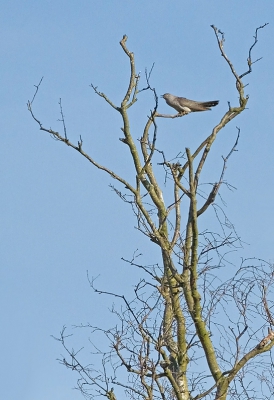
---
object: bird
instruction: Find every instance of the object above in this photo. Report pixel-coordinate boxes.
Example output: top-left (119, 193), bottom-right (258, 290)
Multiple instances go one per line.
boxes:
top-left (161, 93), bottom-right (219, 114)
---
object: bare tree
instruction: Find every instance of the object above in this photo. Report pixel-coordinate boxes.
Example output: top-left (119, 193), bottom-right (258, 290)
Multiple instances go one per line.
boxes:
top-left (28, 24), bottom-right (274, 400)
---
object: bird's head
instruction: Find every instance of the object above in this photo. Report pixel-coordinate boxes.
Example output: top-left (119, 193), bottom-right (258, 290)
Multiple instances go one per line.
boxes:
top-left (161, 93), bottom-right (171, 100)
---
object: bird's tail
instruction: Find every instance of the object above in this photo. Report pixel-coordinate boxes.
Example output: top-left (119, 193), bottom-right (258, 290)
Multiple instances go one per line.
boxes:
top-left (201, 100), bottom-right (219, 108)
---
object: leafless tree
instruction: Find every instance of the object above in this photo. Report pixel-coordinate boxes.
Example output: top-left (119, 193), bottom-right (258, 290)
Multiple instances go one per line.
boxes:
top-left (28, 24), bottom-right (274, 400)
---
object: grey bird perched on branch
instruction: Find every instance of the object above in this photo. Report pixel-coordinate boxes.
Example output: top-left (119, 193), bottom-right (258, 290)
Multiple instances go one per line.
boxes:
top-left (162, 93), bottom-right (219, 114)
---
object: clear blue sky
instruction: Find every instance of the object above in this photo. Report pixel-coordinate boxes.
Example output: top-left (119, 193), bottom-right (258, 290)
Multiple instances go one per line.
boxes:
top-left (1, 1), bottom-right (273, 399)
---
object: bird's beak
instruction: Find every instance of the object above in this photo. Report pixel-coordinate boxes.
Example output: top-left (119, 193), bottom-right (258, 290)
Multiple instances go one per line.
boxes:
top-left (160, 95), bottom-right (164, 98)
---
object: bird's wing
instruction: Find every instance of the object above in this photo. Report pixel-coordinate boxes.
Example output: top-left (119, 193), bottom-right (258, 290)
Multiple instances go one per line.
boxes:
top-left (178, 97), bottom-right (209, 111)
